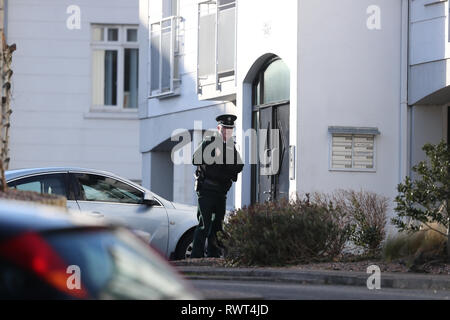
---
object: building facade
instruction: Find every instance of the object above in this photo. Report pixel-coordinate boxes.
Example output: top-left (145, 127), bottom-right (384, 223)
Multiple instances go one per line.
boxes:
top-left (7, 0), bottom-right (142, 182)
top-left (140, 0), bottom-right (449, 225)
top-left (409, 0), bottom-right (450, 171)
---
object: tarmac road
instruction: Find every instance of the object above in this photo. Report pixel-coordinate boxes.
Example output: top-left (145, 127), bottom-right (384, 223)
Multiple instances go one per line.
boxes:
top-left (189, 279), bottom-right (450, 300)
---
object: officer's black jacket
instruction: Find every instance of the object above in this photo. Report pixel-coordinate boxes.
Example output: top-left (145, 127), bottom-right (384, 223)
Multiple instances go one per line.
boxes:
top-left (192, 132), bottom-right (244, 193)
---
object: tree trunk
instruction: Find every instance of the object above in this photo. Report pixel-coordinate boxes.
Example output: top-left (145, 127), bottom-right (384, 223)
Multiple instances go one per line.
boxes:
top-left (446, 206), bottom-right (450, 261)
top-left (0, 32), bottom-right (15, 192)
top-left (447, 222), bottom-right (450, 262)
top-left (447, 233), bottom-right (450, 262)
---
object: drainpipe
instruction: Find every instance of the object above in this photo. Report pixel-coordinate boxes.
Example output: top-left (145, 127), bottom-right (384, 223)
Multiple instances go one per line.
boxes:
top-left (393, 0), bottom-right (410, 235)
top-left (399, 0), bottom-right (409, 185)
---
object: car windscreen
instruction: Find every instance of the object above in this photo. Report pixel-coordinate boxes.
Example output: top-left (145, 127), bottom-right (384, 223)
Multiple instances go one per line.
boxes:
top-left (43, 228), bottom-right (193, 299)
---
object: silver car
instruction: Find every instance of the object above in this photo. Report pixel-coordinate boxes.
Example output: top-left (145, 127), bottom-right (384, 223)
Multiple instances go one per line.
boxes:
top-left (5, 167), bottom-right (198, 260)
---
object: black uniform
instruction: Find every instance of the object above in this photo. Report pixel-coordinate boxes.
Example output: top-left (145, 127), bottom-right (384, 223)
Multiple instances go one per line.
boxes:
top-left (191, 126), bottom-right (244, 258)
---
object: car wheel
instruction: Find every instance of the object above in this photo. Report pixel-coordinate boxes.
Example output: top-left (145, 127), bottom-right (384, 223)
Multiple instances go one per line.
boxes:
top-left (185, 241), bottom-right (193, 259)
top-left (175, 231), bottom-right (225, 260)
top-left (175, 230), bottom-right (195, 260)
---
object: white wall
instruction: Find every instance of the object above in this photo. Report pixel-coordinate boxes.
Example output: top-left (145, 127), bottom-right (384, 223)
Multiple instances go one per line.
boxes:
top-left (296, 0), bottom-right (403, 206)
top-left (234, 0), bottom-right (405, 213)
top-left (173, 162), bottom-right (192, 204)
top-left (411, 105), bottom-right (446, 167)
top-left (8, 0), bottom-right (141, 181)
top-left (408, 0), bottom-right (448, 174)
top-left (410, 0), bottom-right (449, 64)
top-left (140, 0), bottom-right (411, 216)
top-left (151, 151), bottom-right (173, 200)
top-left (409, 0), bottom-right (449, 103)
top-left (235, 0), bottom-right (299, 207)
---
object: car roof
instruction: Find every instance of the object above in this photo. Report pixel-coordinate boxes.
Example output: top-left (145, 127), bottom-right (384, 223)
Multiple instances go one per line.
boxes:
top-left (0, 199), bottom-right (107, 239)
top-left (5, 167), bottom-right (119, 181)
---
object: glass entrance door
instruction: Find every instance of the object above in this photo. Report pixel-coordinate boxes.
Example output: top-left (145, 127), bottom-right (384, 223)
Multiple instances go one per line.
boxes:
top-left (251, 57), bottom-right (290, 204)
top-left (253, 103), bottom-right (289, 204)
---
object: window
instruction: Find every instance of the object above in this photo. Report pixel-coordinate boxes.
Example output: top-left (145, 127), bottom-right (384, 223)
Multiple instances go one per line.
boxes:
top-left (74, 173), bottom-right (144, 204)
top-left (253, 58), bottom-right (290, 106)
top-left (91, 25), bottom-right (139, 109)
top-left (42, 229), bottom-right (186, 299)
top-left (149, 0), bottom-right (181, 98)
top-left (8, 174), bottom-right (67, 197)
top-left (328, 127), bottom-right (380, 171)
top-left (197, 0), bottom-right (236, 94)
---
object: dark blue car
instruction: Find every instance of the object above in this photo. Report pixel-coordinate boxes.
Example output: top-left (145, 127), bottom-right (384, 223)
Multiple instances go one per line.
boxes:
top-left (0, 200), bottom-right (199, 299)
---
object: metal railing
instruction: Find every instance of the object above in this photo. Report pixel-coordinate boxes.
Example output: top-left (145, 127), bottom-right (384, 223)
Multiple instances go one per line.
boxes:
top-left (149, 15), bottom-right (182, 98)
top-left (197, 0), bottom-right (236, 95)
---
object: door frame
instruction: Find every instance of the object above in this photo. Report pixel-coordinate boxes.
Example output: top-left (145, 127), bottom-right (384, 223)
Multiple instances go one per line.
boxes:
top-left (250, 56), bottom-right (290, 204)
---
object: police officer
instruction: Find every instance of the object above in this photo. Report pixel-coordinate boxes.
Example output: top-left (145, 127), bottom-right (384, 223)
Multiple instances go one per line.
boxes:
top-left (191, 114), bottom-right (244, 258)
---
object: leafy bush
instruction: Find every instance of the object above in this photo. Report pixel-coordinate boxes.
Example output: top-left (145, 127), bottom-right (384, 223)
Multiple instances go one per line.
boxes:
top-left (393, 140), bottom-right (449, 259)
top-left (312, 190), bottom-right (388, 256)
top-left (218, 195), bottom-right (353, 266)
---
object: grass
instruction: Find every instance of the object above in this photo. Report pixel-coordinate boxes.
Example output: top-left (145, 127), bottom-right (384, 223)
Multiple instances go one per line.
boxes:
top-left (382, 225), bottom-right (447, 267)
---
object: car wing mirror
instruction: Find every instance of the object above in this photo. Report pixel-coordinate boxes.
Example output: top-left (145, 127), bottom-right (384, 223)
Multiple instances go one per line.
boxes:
top-left (142, 192), bottom-right (159, 207)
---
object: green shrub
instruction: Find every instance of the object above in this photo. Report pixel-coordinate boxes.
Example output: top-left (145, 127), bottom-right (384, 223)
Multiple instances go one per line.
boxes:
top-left (393, 140), bottom-right (449, 259)
top-left (345, 190), bottom-right (388, 256)
top-left (218, 195), bottom-right (353, 266)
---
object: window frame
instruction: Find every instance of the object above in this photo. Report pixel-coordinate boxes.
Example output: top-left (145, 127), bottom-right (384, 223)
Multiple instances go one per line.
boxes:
top-left (69, 172), bottom-right (163, 207)
top-left (196, 0), bottom-right (236, 95)
top-left (148, 0), bottom-right (182, 99)
top-left (71, 173), bottom-right (143, 204)
top-left (125, 27), bottom-right (138, 43)
top-left (90, 24), bottom-right (139, 112)
top-left (7, 172), bottom-right (74, 200)
top-left (252, 56), bottom-right (290, 109)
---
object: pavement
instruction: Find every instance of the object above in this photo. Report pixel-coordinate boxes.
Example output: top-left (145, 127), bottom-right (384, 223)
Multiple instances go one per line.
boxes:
top-left (175, 265), bottom-right (450, 291)
top-left (190, 279), bottom-right (450, 300)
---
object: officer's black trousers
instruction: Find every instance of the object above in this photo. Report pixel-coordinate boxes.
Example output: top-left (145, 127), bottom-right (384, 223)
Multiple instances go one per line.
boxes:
top-left (191, 190), bottom-right (226, 258)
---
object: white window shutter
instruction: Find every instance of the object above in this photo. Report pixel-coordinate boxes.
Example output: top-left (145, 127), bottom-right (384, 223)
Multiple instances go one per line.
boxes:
top-left (353, 135), bottom-right (375, 169)
top-left (331, 135), bottom-right (353, 169)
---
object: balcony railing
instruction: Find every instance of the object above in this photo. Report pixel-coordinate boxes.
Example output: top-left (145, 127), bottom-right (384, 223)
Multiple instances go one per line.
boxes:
top-left (197, 0), bottom-right (236, 100)
top-left (149, 15), bottom-right (182, 98)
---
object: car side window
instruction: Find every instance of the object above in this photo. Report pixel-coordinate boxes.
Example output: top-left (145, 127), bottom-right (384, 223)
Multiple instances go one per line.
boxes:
top-left (74, 173), bottom-right (144, 204)
top-left (8, 174), bottom-right (68, 197)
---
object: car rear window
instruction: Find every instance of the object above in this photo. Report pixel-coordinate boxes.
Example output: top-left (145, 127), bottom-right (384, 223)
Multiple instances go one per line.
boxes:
top-left (43, 228), bottom-right (189, 299)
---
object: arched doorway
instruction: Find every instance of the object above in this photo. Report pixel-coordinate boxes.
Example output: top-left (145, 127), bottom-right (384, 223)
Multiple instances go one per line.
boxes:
top-left (251, 57), bottom-right (290, 204)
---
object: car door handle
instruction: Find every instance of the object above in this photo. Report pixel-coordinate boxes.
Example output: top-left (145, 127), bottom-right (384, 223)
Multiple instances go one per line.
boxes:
top-left (89, 211), bottom-right (104, 218)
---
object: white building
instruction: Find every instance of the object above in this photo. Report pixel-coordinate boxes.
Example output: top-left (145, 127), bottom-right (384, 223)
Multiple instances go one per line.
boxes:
top-left (409, 0), bottom-right (449, 170)
top-left (139, 0), bottom-right (449, 222)
top-left (6, 0), bottom-right (142, 183)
